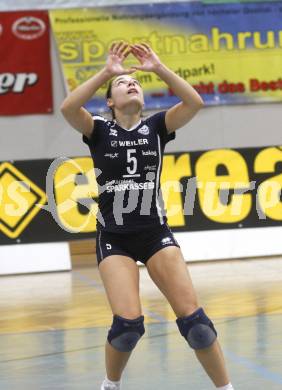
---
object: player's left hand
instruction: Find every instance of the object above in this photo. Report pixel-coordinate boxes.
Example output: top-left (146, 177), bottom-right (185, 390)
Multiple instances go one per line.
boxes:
top-left (130, 43), bottom-right (162, 72)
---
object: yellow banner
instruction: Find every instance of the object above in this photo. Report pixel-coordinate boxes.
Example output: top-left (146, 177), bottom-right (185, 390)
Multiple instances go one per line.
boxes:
top-left (50, 2), bottom-right (282, 113)
top-left (1, 146), bottom-right (282, 244)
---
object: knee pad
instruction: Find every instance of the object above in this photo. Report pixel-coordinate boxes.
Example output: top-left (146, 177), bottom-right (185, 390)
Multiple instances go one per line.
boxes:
top-left (176, 307), bottom-right (217, 350)
top-left (107, 314), bottom-right (145, 352)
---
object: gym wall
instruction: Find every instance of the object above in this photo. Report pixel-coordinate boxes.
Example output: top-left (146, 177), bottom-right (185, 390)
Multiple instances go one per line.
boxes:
top-left (0, 0), bottom-right (281, 272)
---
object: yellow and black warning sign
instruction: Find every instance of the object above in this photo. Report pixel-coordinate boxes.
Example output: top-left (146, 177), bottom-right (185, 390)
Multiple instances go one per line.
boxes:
top-left (0, 145), bottom-right (281, 245)
top-left (0, 162), bottom-right (46, 239)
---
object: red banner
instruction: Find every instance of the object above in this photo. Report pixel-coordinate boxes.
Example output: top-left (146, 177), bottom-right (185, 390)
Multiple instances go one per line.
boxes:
top-left (0, 11), bottom-right (53, 115)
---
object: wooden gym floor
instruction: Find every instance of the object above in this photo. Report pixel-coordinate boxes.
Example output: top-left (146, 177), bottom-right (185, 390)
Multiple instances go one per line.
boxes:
top-left (0, 253), bottom-right (282, 389)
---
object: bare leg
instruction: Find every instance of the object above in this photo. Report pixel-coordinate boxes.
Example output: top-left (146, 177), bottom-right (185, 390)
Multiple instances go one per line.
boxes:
top-left (195, 341), bottom-right (229, 387)
top-left (105, 341), bottom-right (132, 381)
top-left (99, 255), bottom-right (142, 382)
top-left (146, 246), bottom-right (230, 388)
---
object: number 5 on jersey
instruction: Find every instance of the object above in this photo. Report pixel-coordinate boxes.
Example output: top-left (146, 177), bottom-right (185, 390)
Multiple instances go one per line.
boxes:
top-left (127, 149), bottom-right (137, 175)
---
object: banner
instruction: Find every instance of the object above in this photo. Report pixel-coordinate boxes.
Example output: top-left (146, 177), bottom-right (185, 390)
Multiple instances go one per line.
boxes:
top-left (50, 2), bottom-right (282, 113)
top-left (0, 11), bottom-right (53, 115)
top-left (0, 145), bottom-right (281, 245)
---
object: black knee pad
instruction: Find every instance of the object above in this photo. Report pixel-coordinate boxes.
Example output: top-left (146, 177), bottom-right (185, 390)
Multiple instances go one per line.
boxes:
top-left (176, 307), bottom-right (217, 350)
top-left (107, 315), bottom-right (145, 352)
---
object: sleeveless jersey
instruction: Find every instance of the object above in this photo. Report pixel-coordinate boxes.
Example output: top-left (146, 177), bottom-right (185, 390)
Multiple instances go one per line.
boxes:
top-left (82, 111), bottom-right (176, 233)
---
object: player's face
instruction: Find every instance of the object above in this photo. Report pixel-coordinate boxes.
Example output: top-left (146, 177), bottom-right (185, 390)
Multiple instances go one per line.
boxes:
top-left (108, 75), bottom-right (144, 112)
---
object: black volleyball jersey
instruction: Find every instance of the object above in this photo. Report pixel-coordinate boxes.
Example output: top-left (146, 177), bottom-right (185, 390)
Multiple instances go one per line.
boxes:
top-left (82, 111), bottom-right (176, 233)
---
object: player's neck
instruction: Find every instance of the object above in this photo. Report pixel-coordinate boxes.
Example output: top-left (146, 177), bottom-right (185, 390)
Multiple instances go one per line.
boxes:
top-left (114, 111), bottom-right (141, 130)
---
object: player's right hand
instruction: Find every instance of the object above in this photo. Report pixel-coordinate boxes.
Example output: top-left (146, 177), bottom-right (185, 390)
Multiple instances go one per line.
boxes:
top-left (105, 42), bottom-right (135, 76)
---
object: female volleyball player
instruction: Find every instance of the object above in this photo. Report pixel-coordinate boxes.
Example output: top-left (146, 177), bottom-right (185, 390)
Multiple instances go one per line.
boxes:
top-left (61, 42), bottom-right (234, 390)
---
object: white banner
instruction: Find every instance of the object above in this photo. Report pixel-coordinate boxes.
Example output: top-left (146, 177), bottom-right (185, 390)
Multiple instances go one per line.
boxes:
top-left (0, 242), bottom-right (71, 275)
top-left (175, 227), bottom-right (282, 262)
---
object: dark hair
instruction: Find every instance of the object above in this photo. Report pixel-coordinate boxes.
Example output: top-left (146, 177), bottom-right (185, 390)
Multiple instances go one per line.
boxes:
top-left (106, 79), bottom-right (115, 119)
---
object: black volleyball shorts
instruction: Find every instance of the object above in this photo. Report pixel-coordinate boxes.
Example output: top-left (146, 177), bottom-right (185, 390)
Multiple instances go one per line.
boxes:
top-left (96, 223), bottom-right (180, 266)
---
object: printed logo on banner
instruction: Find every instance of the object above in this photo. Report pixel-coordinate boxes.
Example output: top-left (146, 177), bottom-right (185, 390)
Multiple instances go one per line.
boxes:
top-left (0, 73), bottom-right (38, 94)
top-left (0, 11), bottom-right (52, 115)
top-left (0, 162), bottom-right (47, 239)
top-left (12, 17), bottom-right (46, 40)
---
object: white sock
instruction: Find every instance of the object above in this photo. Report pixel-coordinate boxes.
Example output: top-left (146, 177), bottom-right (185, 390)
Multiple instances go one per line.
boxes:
top-left (217, 384), bottom-right (234, 390)
top-left (103, 376), bottom-right (121, 387)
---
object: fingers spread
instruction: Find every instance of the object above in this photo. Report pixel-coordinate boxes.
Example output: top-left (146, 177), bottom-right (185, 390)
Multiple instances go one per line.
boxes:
top-left (140, 42), bottom-right (151, 51)
top-left (123, 49), bottom-right (132, 59)
top-left (117, 42), bottom-right (129, 57)
top-left (110, 41), bottom-right (125, 55)
top-left (109, 42), bottom-right (117, 54)
top-left (110, 42), bottom-right (120, 54)
top-left (111, 41), bottom-right (151, 57)
top-left (130, 48), bottom-right (146, 63)
top-left (131, 44), bottom-right (147, 56)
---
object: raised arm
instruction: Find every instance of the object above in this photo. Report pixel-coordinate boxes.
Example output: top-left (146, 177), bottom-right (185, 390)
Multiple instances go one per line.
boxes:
top-left (131, 43), bottom-right (204, 133)
top-left (60, 42), bottom-right (134, 137)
